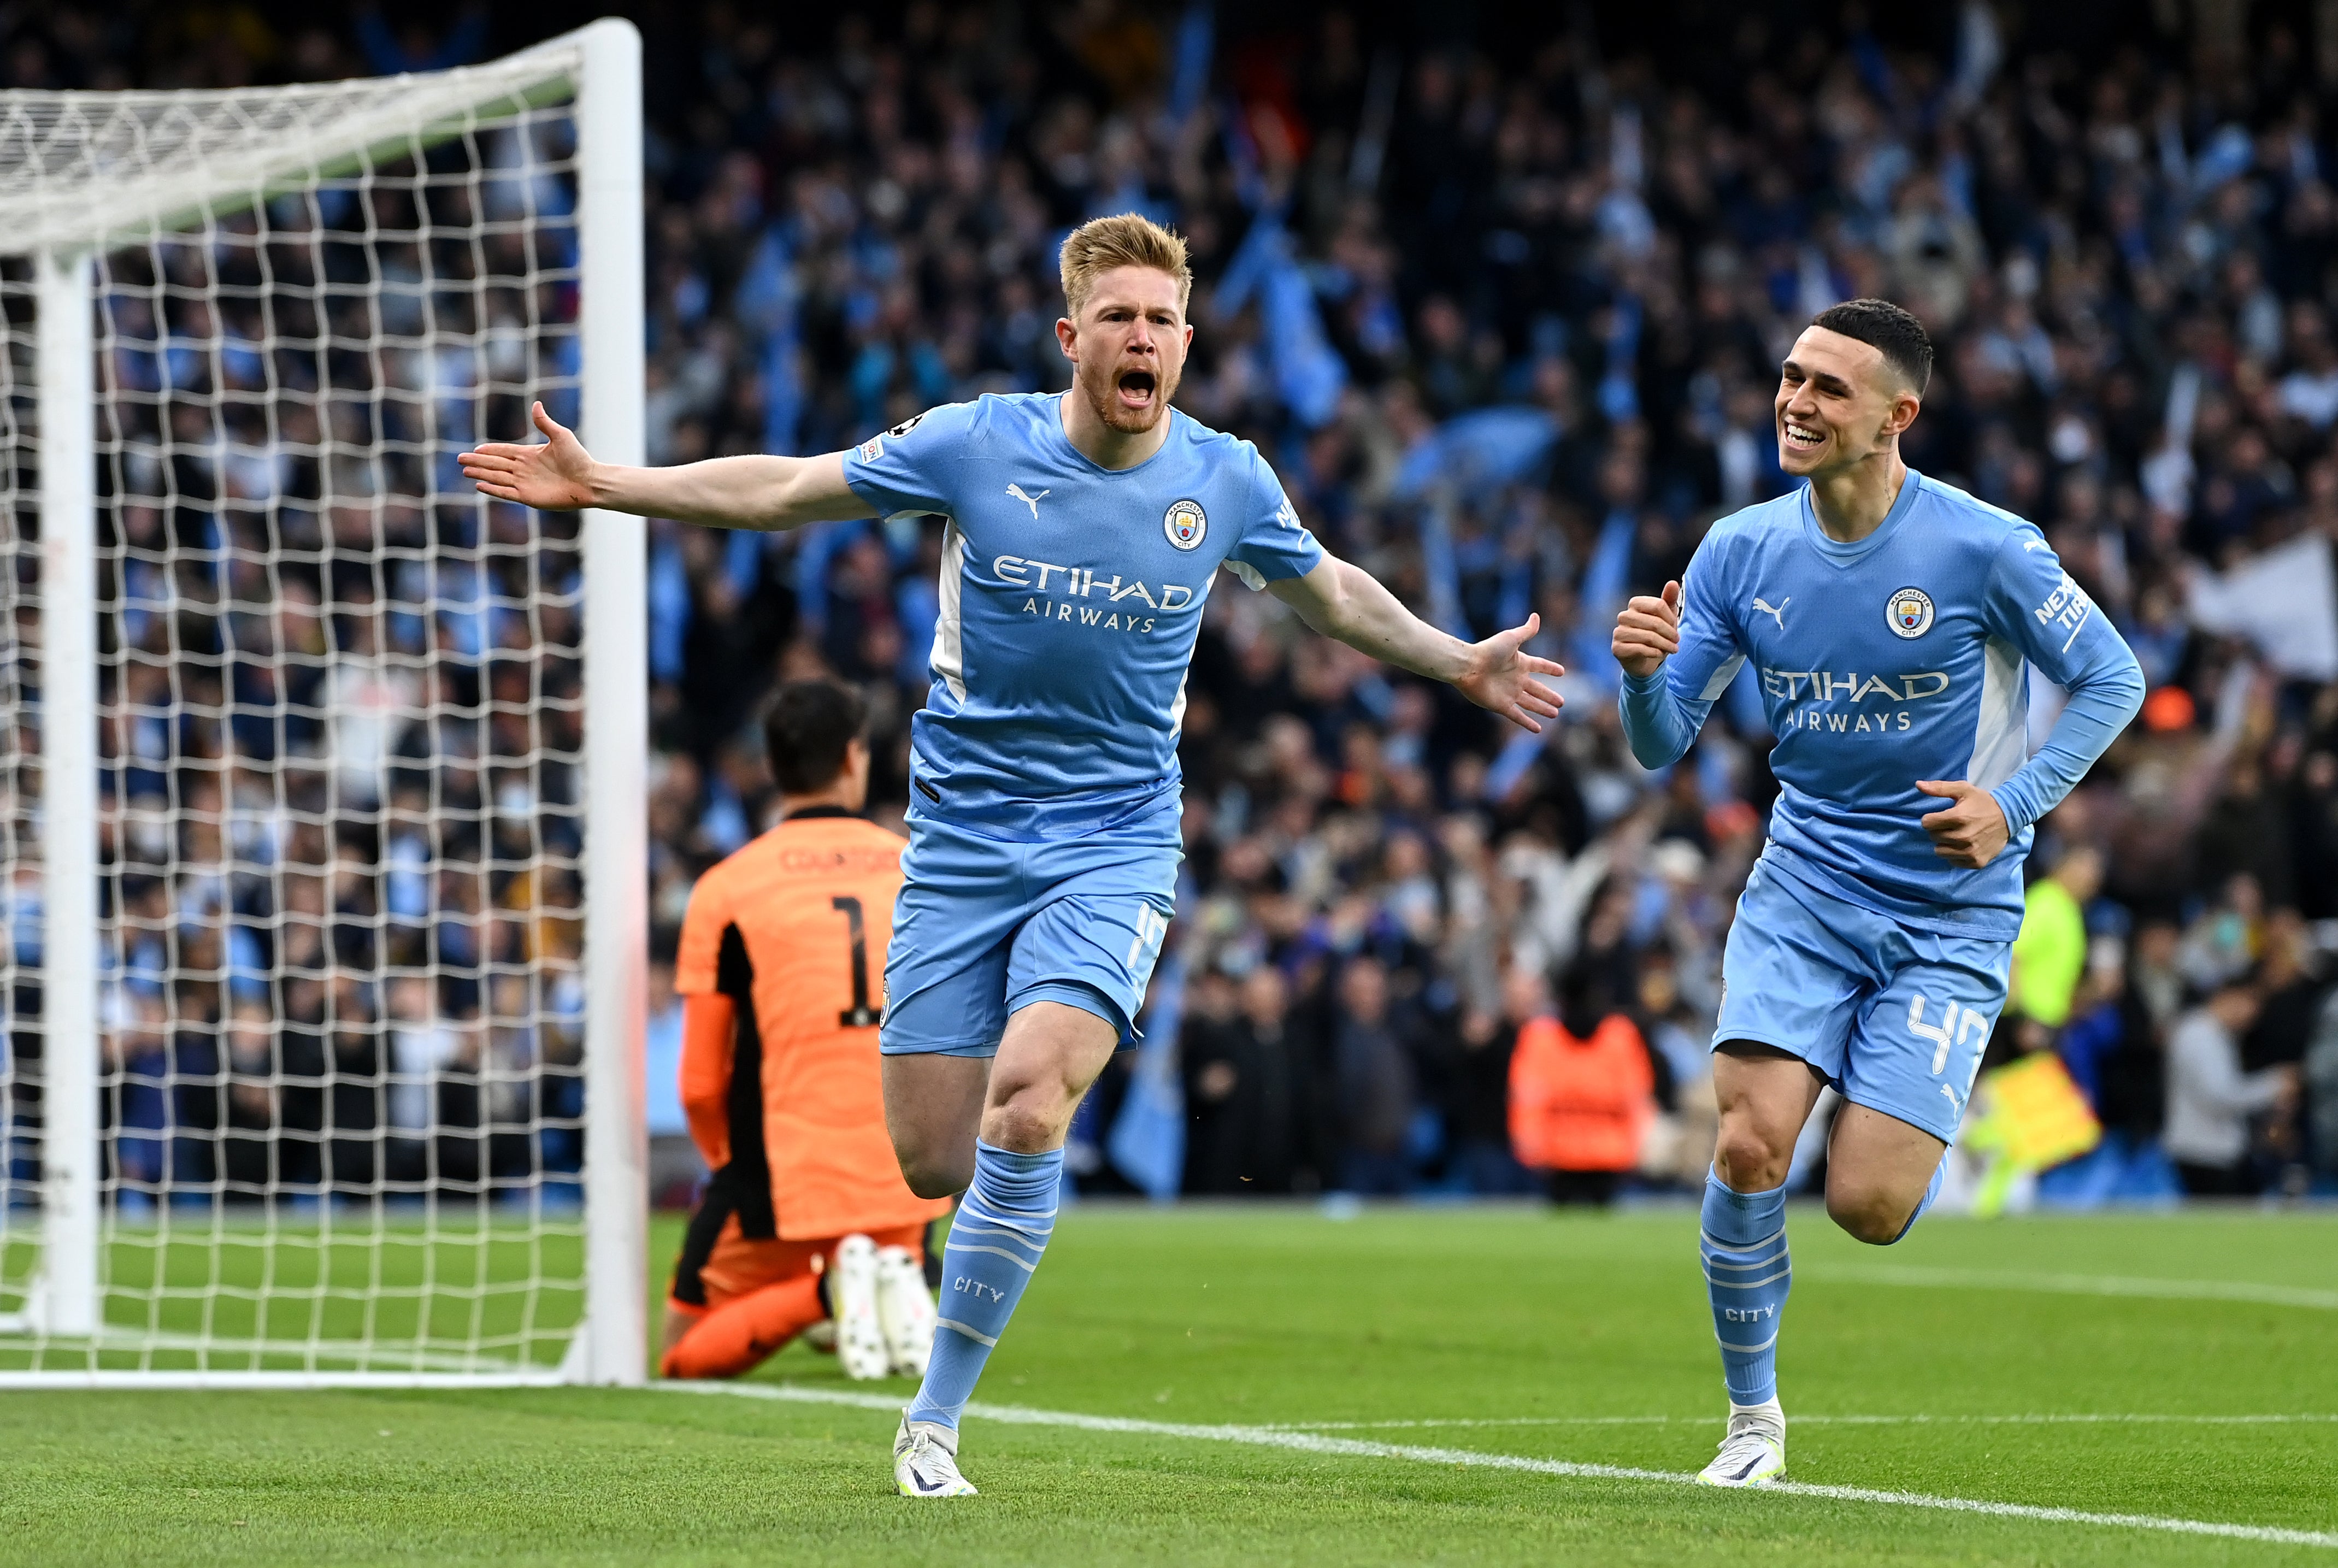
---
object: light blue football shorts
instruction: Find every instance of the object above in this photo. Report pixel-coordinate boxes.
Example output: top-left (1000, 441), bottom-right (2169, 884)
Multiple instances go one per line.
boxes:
top-left (879, 800), bottom-right (1181, 1057)
top-left (1713, 851), bottom-right (2011, 1145)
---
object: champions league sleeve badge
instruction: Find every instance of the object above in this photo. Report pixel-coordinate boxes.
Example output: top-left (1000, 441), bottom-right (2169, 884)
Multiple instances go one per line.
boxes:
top-left (1163, 498), bottom-right (1208, 551)
top-left (1886, 586), bottom-right (1936, 638)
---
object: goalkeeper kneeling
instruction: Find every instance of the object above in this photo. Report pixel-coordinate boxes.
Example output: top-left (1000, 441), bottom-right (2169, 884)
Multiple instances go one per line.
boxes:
top-left (661, 680), bottom-right (953, 1381)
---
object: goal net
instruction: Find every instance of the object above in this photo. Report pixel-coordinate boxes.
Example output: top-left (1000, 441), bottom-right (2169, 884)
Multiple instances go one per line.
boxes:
top-left (0, 21), bottom-right (647, 1386)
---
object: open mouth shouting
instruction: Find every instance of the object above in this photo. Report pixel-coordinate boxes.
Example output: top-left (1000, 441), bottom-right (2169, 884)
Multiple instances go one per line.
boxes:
top-left (1115, 366), bottom-right (1159, 415)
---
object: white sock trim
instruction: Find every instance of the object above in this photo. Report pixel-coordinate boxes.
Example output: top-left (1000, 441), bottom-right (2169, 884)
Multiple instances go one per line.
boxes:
top-left (935, 1317), bottom-right (999, 1348)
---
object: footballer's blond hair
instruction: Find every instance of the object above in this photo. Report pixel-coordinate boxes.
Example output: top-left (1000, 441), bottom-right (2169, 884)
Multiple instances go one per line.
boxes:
top-left (1059, 213), bottom-right (1192, 321)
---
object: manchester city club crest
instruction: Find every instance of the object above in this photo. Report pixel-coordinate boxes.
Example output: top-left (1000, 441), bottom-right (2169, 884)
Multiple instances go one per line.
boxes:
top-left (1163, 497), bottom-right (1208, 551)
top-left (1886, 586), bottom-right (1936, 638)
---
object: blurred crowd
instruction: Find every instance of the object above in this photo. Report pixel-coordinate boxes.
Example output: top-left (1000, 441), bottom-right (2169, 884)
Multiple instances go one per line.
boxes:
top-left (7, 3), bottom-right (2338, 1206)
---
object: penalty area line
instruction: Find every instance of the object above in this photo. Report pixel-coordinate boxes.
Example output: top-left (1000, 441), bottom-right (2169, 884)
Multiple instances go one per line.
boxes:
top-left (659, 1382), bottom-right (2338, 1549)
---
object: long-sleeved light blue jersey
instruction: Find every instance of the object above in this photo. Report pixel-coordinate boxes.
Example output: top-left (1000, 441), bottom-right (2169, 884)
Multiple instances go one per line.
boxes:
top-left (1619, 471), bottom-right (2145, 940)
top-left (845, 392), bottom-right (1323, 840)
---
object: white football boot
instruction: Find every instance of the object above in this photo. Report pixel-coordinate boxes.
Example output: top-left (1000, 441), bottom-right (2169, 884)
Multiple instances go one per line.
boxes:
top-left (894, 1416), bottom-right (978, 1497)
top-left (1696, 1399), bottom-right (1786, 1487)
top-left (831, 1234), bottom-right (890, 1380)
top-left (874, 1244), bottom-right (938, 1378)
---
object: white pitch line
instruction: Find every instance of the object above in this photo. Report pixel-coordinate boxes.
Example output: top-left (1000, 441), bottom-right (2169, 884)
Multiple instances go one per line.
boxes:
top-left (1813, 1265), bottom-right (2338, 1311)
top-left (1802, 1413), bottom-right (2338, 1427)
top-left (1259, 1412), bottom-right (2338, 1431)
top-left (664, 1383), bottom-right (2338, 1549)
top-left (1259, 1415), bottom-right (1681, 1430)
top-left (1290, 1413), bottom-right (2338, 1430)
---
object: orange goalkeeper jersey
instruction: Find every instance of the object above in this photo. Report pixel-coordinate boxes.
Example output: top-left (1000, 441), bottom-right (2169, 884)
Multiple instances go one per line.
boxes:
top-left (673, 807), bottom-right (949, 1241)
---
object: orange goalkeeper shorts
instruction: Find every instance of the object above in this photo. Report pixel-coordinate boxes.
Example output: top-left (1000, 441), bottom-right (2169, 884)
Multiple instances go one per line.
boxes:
top-left (670, 1214), bottom-right (928, 1312)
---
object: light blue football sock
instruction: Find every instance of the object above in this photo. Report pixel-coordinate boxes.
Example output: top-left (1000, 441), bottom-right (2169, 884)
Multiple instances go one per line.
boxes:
top-left (905, 1140), bottom-right (1061, 1431)
top-left (1888, 1153), bottom-right (1949, 1244)
top-left (1701, 1168), bottom-right (1790, 1407)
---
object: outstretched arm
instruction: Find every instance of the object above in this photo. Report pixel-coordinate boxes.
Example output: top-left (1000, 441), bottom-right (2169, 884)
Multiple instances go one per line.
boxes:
top-left (458, 402), bottom-right (875, 531)
top-left (1267, 554), bottom-right (1564, 732)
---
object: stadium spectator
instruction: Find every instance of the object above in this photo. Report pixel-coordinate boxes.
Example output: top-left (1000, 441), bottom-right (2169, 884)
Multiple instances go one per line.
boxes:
top-left (2038, 934), bottom-right (2181, 1204)
top-left (2164, 977), bottom-right (2295, 1196)
top-left (1329, 957), bottom-right (1422, 1196)
top-left (1180, 964), bottom-right (1302, 1195)
top-left (2010, 844), bottom-right (2102, 1032)
top-left (2244, 911), bottom-right (2328, 1190)
top-left (1507, 962), bottom-right (1656, 1206)
top-left (2308, 987), bottom-right (2338, 1181)
top-left (1440, 964), bottom-right (1541, 1196)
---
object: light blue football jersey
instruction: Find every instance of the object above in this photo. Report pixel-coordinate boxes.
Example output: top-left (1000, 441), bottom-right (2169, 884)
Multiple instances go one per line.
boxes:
top-left (844, 392), bottom-right (1323, 839)
top-left (1621, 471), bottom-right (2144, 940)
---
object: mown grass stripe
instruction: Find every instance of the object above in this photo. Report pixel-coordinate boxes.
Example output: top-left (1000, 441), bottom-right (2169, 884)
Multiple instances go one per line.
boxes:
top-left (1812, 1265), bottom-right (2338, 1310)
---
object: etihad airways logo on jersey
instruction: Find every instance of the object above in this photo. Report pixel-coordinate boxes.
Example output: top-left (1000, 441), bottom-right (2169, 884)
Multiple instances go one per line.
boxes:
top-left (988, 553), bottom-right (1196, 633)
top-left (1760, 669), bottom-right (1950, 703)
top-left (1763, 667), bottom-right (1952, 739)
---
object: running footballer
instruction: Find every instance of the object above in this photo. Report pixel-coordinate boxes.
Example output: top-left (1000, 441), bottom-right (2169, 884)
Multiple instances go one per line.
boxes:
top-left (1612, 298), bottom-right (2145, 1486)
top-left (462, 213), bottom-right (1564, 1497)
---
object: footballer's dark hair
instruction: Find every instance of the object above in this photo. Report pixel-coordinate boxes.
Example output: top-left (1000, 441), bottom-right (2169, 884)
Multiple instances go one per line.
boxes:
top-left (1811, 297), bottom-right (1933, 394)
top-left (761, 678), bottom-right (868, 796)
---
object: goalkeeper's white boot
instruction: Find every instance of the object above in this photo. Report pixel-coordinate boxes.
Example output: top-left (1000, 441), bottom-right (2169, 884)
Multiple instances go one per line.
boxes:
top-left (894, 1416), bottom-right (978, 1497)
top-left (831, 1234), bottom-right (890, 1381)
top-left (874, 1243), bottom-right (938, 1378)
top-left (1697, 1399), bottom-right (1786, 1487)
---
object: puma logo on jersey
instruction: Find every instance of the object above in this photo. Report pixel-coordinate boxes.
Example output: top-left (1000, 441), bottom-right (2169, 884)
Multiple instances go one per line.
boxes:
top-left (1752, 596), bottom-right (1789, 630)
top-left (1006, 484), bottom-right (1050, 518)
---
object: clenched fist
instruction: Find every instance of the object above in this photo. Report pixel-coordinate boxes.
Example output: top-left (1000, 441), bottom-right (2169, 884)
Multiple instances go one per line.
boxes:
top-left (1612, 580), bottom-right (1682, 679)
top-left (1916, 779), bottom-right (2010, 868)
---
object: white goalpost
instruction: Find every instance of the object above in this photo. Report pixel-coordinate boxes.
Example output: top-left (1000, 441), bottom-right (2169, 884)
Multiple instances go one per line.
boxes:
top-left (0, 20), bottom-right (646, 1386)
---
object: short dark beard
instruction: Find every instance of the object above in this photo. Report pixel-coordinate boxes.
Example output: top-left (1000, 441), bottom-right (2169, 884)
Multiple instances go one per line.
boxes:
top-left (1081, 358), bottom-right (1180, 434)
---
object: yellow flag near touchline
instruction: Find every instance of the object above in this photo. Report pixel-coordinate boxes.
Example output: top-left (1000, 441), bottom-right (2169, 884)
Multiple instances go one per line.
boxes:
top-left (1963, 1053), bottom-right (2103, 1218)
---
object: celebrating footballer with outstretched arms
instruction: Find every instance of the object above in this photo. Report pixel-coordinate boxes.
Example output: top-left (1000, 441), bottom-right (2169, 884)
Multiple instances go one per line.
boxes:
top-left (1610, 298), bottom-right (2145, 1489)
top-left (463, 214), bottom-right (1561, 1498)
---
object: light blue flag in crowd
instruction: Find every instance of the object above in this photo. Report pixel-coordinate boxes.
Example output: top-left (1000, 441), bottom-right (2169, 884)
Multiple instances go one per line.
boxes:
top-left (1415, 501), bottom-right (1468, 638)
top-left (737, 225), bottom-right (803, 459)
top-left (1164, 4), bottom-right (1214, 131)
top-left (1481, 724), bottom-right (1549, 804)
top-left (790, 519), bottom-right (862, 640)
top-left (1107, 952), bottom-right (1187, 1200)
top-left (1597, 293), bottom-right (1641, 423)
top-left (1216, 213), bottom-right (1347, 429)
top-left (646, 533), bottom-right (690, 684)
top-left (1391, 405), bottom-right (1558, 503)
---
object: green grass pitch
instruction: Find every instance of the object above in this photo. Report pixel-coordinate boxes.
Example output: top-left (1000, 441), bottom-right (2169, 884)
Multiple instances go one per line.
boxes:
top-left (4, 1205), bottom-right (2336, 1565)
